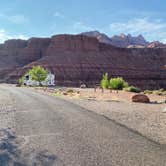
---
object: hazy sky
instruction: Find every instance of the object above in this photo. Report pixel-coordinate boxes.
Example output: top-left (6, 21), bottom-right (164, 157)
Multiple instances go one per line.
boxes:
top-left (0, 0), bottom-right (166, 43)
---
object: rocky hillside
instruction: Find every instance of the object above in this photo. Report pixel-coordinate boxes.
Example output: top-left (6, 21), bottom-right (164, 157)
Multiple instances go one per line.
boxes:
top-left (0, 34), bottom-right (166, 89)
top-left (81, 31), bottom-right (149, 47)
top-left (147, 41), bottom-right (166, 48)
top-left (81, 31), bottom-right (166, 48)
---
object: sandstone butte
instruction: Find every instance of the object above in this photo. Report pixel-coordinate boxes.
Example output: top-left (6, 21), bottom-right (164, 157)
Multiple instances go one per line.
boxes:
top-left (0, 34), bottom-right (166, 89)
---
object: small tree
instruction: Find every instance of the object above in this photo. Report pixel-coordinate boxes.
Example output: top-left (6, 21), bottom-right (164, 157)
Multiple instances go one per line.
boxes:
top-left (28, 66), bottom-right (48, 86)
top-left (101, 73), bottom-right (109, 89)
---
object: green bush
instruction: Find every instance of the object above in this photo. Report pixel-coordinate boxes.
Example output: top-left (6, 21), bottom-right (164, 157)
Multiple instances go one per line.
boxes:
top-left (144, 90), bottom-right (153, 94)
top-left (123, 86), bottom-right (141, 93)
top-left (66, 89), bottom-right (74, 93)
top-left (18, 75), bottom-right (25, 86)
top-left (109, 77), bottom-right (128, 90)
top-left (101, 73), bottom-right (109, 89)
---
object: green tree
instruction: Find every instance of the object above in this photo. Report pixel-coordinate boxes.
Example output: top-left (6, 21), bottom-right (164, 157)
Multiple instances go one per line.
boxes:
top-left (101, 73), bottom-right (109, 89)
top-left (28, 66), bottom-right (48, 86)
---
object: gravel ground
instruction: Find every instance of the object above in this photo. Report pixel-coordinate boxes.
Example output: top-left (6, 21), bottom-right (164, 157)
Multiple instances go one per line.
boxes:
top-left (36, 87), bottom-right (166, 145)
top-left (63, 98), bottom-right (166, 145)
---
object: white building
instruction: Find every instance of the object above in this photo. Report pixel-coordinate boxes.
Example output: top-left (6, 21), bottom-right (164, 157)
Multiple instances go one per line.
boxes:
top-left (23, 72), bottom-right (55, 86)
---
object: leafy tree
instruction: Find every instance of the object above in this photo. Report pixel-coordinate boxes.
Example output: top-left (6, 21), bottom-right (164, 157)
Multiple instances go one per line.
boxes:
top-left (109, 77), bottom-right (128, 90)
top-left (101, 73), bottom-right (109, 89)
top-left (28, 66), bottom-right (48, 86)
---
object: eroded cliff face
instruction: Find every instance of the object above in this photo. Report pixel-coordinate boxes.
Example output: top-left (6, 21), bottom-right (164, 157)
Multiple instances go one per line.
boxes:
top-left (81, 31), bottom-right (150, 48)
top-left (1, 34), bottom-right (166, 89)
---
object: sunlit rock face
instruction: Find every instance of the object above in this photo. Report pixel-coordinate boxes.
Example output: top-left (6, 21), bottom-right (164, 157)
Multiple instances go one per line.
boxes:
top-left (81, 31), bottom-right (149, 48)
top-left (1, 34), bottom-right (166, 89)
top-left (47, 34), bottom-right (99, 53)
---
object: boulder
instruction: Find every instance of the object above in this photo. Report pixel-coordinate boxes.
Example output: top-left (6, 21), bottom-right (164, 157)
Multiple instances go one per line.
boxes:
top-left (132, 94), bottom-right (150, 103)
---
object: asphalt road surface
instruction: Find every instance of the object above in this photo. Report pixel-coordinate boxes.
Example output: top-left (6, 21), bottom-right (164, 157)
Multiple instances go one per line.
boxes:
top-left (0, 84), bottom-right (166, 166)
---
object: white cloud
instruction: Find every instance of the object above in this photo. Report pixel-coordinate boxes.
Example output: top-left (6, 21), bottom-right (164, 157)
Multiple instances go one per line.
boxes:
top-left (0, 13), bottom-right (28, 24)
top-left (8, 15), bottom-right (28, 24)
top-left (73, 22), bottom-right (94, 32)
top-left (0, 29), bottom-right (28, 43)
top-left (109, 18), bottom-right (166, 42)
top-left (14, 34), bottom-right (28, 40)
top-left (53, 12), bottom-right (64, 18)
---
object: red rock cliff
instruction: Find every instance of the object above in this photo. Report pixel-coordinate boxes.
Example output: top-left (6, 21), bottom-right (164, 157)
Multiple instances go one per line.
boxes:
top-left (1, 34), bottom-right (166, 90)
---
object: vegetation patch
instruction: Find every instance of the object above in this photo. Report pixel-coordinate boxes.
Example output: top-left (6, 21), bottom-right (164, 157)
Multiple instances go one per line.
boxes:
top-left (123, 86), bottom-right (141, 93)
top-left (100, 73), bottom-right (138, 91)
top-left (101, 73), bottom-right (109, 89)
top-left (18, 66), bottom-right (49, 86)
top-left (109, 77), bottom-right (128, 90)
top-left (144, 90), bottom-right (153, 94)
top-left (144, 89), bottom-right (166, 96)
top-left (66, 89), bottom-right (75, 93)
top-left (28, 66), bottom-right (48, 86)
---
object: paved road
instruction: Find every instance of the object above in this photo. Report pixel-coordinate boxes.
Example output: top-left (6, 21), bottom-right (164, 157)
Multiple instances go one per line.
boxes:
top-left (0, 85), bottom-right (166, 166)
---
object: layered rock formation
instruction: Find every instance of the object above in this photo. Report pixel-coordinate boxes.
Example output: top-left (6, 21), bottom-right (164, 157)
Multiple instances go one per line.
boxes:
top-left (147, 41), bottom-right (166, 48)
top-left (81, 31), bottom-right (149, 48)
top-left (1, 34), bottom-right (166, 89)
top-left (81, 31), bottom-right (166, 48)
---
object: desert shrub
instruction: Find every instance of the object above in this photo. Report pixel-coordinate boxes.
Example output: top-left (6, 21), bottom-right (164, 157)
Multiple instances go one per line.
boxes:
top-left (153, 90), bottom-right (163, 96)
top-left (162, 91), bottom-right (166, 95)
top-left (109, 77), bottom-right (128, 90)
top-left (144, 90), bottom-right (153, 94)
top-left (123, 86), bottom-right (141, 93)
top-left (66, 89), bottom-right (74, 93)
top-left (144, 89), bottom-right (166, 96)
top-left (158, 88), bottom-right (164, 92)
top-left (18, 75), bottom-right (25, 86)
top-left (101, 73), bottom-right (109, 89)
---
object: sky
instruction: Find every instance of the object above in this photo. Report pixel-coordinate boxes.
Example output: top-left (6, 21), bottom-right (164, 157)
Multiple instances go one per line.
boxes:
top-left (0, 0), bottom-right (166, 43)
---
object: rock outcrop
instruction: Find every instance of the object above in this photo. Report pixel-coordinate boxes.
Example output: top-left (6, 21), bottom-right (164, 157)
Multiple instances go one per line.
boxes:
top-left (110, 34), bottom-right (149, 48)
top-left (0, 34), bottom-right (166, 89)
top-left (147, 41), bottom-right (166, 48)
top-left (81, 31), bottom-right (149, 48)
top-left (47, 35), bottom-right (99, 52)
